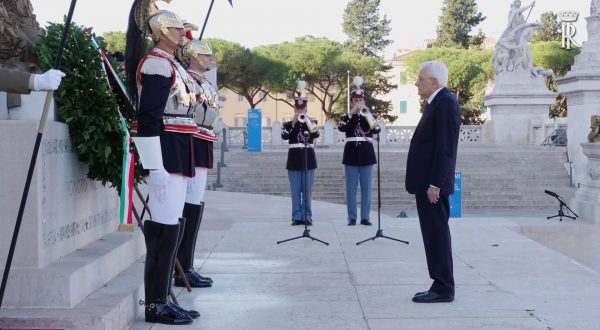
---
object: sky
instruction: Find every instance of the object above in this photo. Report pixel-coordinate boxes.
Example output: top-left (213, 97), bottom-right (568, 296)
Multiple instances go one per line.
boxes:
top-left (29, 0), bottom-right (590, 58)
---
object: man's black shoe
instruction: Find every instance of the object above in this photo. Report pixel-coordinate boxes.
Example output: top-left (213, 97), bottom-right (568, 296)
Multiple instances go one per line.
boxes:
top-left (306, 220), bottom-right (313, 226)
top-left (291, 220), bottom-right (303, 226)
top-left (174, 271), bottom-right (212, 288)
top-left (347, 219), bottom-right (356, 226)
top-left (413, 291), bottom-right (428, 297)
top-left (360, 219), bottom-right (372, 226)
top-left (411, 291), bottom-right (454, 303)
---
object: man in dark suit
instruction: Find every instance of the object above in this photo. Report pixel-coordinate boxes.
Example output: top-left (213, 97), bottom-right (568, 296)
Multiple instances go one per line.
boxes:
top-left (406, 61), bottom-right (460, 303)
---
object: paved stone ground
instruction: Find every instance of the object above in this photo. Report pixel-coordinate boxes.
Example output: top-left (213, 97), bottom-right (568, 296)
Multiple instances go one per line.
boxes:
top-left (131, 191), bottom-right (600, 330)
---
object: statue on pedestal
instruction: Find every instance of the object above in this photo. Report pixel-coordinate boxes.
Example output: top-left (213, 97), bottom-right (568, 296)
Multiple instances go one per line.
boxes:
top-left (592, 0), bottom-right (600, 17)
top-left (0, 0), bottom-right (42, 71)
top-left (588, 115), bottom-right (600, 142)
top-left (492, 0), bottom-right (551, 77)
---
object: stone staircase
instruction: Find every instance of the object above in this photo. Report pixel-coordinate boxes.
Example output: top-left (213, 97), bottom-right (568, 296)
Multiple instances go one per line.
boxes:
top-left (207, 146), bottom-right (575, 209)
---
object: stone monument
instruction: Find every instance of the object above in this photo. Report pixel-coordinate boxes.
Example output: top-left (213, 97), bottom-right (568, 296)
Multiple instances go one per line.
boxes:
top-left (569, 116), bottom-right (600, 224)
top-left (0, 2), bottom-right (145, 328)
top-left (483, 0), bottom-right (557, 145)
top-left (557, 2), bottom-right (600, 188)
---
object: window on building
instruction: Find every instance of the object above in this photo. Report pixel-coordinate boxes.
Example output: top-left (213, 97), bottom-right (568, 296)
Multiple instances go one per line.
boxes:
top-left (262, 116), bottom-right (271, 127)
top-left (399, 71), bottom-right (407, 85)
top-left (399, 100), bottom-right (408, 114)
top-left (260, 91), bottom-right (268, 103)
top-left (237, 94), bottom-right (244, 102)
top-left (235, 115), bottom-right (247, 127)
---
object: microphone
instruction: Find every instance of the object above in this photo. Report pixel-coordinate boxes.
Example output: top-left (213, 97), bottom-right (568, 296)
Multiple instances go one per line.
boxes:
top-left (544, 190), bottom-right (558, 198)
top-left (303, 131), bottom-right (309, 137)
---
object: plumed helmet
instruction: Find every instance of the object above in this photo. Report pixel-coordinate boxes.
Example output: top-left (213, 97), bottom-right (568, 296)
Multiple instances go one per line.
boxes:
top-left (148, 10), bottom-right (185, 45)
top-left (182, 20), bottom-right (198, 43)
top-left (294, 80), bottom-right (307, 110)
top-left (179, 40), bottom-right (213, 70)
top-left (350, 75), bottom-right (365, 99)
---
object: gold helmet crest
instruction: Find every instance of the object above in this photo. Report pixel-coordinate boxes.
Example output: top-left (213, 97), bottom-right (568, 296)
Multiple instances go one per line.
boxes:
top-left (133, 0), bottom-right (184, 45)
top-left (148, 10), bottom-right (185, 45)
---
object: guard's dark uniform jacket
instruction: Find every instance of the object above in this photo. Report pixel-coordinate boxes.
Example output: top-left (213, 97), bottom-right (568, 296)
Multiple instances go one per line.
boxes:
top-left (338, 112), bottom-right (377, 166)
top-left (282, 120), bottom-right (319, 171)
top-left (189, 70), bottom-right (218, 169)
top-left (135, 48), bottom-right (197, 177)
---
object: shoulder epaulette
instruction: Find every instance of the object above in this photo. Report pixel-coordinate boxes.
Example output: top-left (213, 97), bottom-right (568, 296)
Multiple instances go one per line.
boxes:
top-left (137, 52), bottom-right (176, 86)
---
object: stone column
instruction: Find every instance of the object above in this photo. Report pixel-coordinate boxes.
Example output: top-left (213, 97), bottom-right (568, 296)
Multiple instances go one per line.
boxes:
top-left (324, 120), bottom-right (335, 145)
top-left (557, 12), bottom-right (600, 186)
top-left (570, 143), bottom-right (600, 224)
top-left (483, 71), bottom-right (556, 145)
top-left (272, 121), bottom-right (282, 145)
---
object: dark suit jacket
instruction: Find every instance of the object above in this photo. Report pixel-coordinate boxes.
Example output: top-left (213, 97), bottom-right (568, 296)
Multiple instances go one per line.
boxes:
top-left (405, 88), bottom-right (460, 195)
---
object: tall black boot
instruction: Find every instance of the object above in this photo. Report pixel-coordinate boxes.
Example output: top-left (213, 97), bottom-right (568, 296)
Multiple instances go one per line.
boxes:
top-left (190, 202), bottom-right (213, 283)
top-left (175, 203), bottom-right (212, 288)
top-left (168, 218), bottom-right (200, 319)
top-left (143, 220), bottom-right (193, 325)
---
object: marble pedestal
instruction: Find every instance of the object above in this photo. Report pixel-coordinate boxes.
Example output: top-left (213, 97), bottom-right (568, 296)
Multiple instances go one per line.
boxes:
top-left (484, 71), bottom-right (556, 145)
top-left (570, 143), bottom-right (600, 225)
top-left (0, 119), bottom-right (145, 308)
top-left (557, 15), bottom-right (600, 186)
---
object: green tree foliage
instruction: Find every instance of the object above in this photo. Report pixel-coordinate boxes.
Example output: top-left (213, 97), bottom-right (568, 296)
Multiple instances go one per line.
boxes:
top-left (253, 37), bottom-right (395, 121)
top-left (531, 41), bottom-right (580, 117)
top-left (102, 31), bottom-right (126, 54)
top-left (36, 22), bottom-right (142, 191)
top-left (208, 38), bottom-right (285, 109)
top-left (532, 12), bottom-right (561, 43)
top-left (435, 0), bottom-right (485, 49)
top-left (342, 0), bottom-right (392, 57)
top-left (404, 48), bottom-right (494, 124)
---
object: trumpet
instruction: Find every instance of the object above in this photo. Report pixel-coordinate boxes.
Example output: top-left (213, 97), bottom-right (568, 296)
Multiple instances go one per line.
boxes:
top-left (360, 107), bottom-right (378, 129)
top-left (298, 113), bottom-right (319, 133)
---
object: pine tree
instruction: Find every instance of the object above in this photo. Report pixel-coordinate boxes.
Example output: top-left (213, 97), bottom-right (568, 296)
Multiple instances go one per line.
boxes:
top-left (342, 0), bottom-right (392, 57)
top-left (435, 0), bottom-right (485, 49)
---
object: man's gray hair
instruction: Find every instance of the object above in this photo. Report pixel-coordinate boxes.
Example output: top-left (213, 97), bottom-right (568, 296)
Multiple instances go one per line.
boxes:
top-left (420, 61), bottom-right (448, 87)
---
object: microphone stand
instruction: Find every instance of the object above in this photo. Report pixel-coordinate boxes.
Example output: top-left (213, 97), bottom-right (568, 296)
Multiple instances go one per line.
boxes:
top-left (547, 193), bottom-right (578, 221)
top-left (357, 127), bottom-right (408, 245)
top-left (278, 130), bottom-right (328, 246)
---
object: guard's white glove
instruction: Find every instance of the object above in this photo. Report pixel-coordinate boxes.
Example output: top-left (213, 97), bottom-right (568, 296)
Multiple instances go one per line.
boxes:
top-left (149, 168), bottom-right (170, 203)
top-left (33, 69), bottom-right (66, 91)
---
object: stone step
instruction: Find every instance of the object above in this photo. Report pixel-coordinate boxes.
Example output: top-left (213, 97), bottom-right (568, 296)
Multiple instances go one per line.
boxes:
top-left (0, 231), bottom-right (145, 308)
top-left (0, 236), bottom-right (146, 330)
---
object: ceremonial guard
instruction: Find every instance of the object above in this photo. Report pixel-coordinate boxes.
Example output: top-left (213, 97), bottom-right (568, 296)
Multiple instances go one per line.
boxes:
top-left (282, 81), bottom-right (320, 226)
top-left (338, 76), bottom-right (378, 226)
top-left (126, 0), bottom-right (198, 324)
top-left (174, 39), bottom-right (218, 288)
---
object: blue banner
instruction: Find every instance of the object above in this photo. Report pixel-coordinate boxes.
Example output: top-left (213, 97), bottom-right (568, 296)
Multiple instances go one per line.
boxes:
top-left (450, 170), bottom-right (462, 218)
top-left (247, 108), bottom-right (262, 152)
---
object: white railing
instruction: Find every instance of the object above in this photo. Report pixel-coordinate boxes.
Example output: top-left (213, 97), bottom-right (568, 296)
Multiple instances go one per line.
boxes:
top-left (225, 122), bottom-right (484, 147)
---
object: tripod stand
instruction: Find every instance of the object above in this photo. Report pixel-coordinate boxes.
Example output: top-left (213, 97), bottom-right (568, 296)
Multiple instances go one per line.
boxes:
top-left (278, 130), bottom-right (328, 245)
top-left (357, 129), bottom-right (408, 245)
top-left (546, 191), bottom-right (578, 221)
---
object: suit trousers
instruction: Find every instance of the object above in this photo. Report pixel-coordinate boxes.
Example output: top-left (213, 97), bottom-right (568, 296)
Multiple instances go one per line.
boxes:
top-left (415, 194), bottom-right (455, 296)
top-left (288, 169), bottom-right (315, 221)
top-left (344, 165), bottom-right (373, 220)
